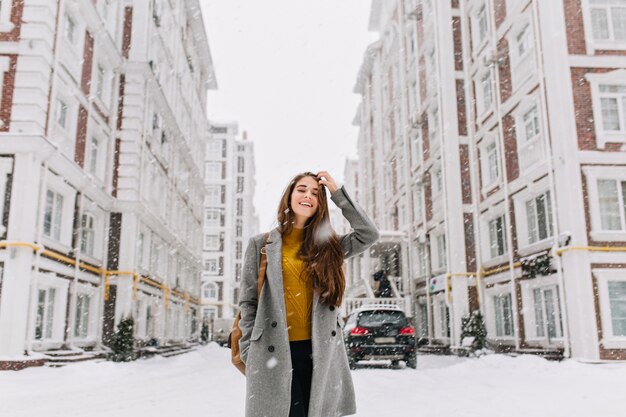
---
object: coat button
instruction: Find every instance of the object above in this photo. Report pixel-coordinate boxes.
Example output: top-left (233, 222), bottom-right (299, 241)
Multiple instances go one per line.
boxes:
top-left (271, 321), bottom-right (277, 328)
top-left (268, 345), bottom-right (275, 352)
top-left (331, 330), bottom-right (337, 337)
top-left (329, 306), bottom-right (335, 311)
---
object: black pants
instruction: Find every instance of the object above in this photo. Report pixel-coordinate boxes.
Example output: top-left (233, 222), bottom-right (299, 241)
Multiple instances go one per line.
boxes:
top-left (288, 339), bottom-right (313, 417)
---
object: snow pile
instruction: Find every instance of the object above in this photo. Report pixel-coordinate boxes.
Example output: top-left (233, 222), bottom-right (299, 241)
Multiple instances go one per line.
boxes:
top-left (0, 344), bottom-right (624, 417)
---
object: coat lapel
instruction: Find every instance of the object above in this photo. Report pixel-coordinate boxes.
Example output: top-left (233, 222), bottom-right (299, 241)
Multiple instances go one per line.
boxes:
top-left (265, 228), bottom-right (287, 313)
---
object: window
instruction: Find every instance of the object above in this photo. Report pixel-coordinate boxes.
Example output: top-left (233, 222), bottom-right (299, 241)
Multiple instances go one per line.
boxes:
top-left (432, 234), bottom-right (447, 270)
top-left (206, 140), bottom-right (221, 159)
top-left (429, 106), bottom-right (440, 144)
top-left (236, 218), bottom-right (243, 237)
top-left (599, 84), bottom-right (626, 132)
top-left (203, 282), bottom-right (217, 300)
top-left (43, 189), bottom-right (64, 241)
top-left (411, 129), bottom-right (422, 166)
top-left (207, 185), bottom-right (221, 205)
top-left (95, 65), bottom-right (105, 101)
top-left (590, 0), bottom-right (626, 42)
top-left (237, 156), bottom-right (244, 173)
top-left (516, 101), bottom-right (545, 171)
top-left (236, 198), bottom-right (243, 216)
top-left (204, 258), bottom-right (217, 273)
top-left (137, 232), bottom-right (145, 268)
top-left (236, 241), bottom-right (243, 260)
top-left (522, 105), bottom-right (540, 143)
top-left (416, 302), bottom-right (428, 337)
top-left (481, 139), bottom-right (500, 188)
top-left (477, 4), bottom-right (489, 45)
top-left (516, 25), bottom-right (532, 58)
top-left (433, 168), bottom-right (443, 196)
top-left (525, 191), bottom-right (553, 244)
top-left (80, 213), bottom-right (96, 256)
top-left (532, 286), bottom-right (563, 340)
top-left (55, 99), bottom-right (68, 130)
top-left (237, 176), bottom-right (244, 193)
top-left (205, 209), bottom-right (221, 227)
top-left (35, 288), bottom-right (56, 340)
top-left (235, 263), bottom-right (242, 282)
top-left (489, 215), bottom-right (508, 258)
top-left (597, 179), bottom-right (626, 231)
top-left (437, 300), bottom-right (451, 338)
top-left (205, 162), bottom-right (222, 180)
top-left (478, 70), bottom-right (493, 115)
top-left (416, 243), bottom-right (427, 276)
top-left (204, 234), bottom-right (219, 250)
top-left (494, 293), bottom-right (513, 337)
top-left (87, 136), bottom-right (100, 177)
top-left (413, 186), bottom-right (424, 223)
top-left (608, 281), bottom-right (626, 336)
top-left (74, 293), bottom-right (91, 338)
top-left (64, 14), bottom-right (76, 43)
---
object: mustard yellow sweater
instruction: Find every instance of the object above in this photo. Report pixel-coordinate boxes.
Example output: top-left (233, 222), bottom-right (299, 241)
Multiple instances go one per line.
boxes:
top-left (281, 227), bottom-right (313, 341)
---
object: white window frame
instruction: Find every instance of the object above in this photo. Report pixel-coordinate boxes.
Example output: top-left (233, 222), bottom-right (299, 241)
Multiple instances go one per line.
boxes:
top-left (204, 234), bottom-right (220, 251)
top-left (476, 68), bottom-right (494, 118)
top-left (206, 185), bottom-right (221, 205)
top-left (484, 284), bottom-right (515, 340)
top-left (432, 294), bottom-right (451, 341)
top-left (595, 269), bottom-right (626, 348)
top-left (431, 233), bottom-right (448, 273)
top-left (42, 174), bottom-right (75, 249)
top-left (507, 16), bottom-right (536, 92)
top-left (72, 283), bottom-right (99, 342)
top-left (205, 162), bottom-right (222, 181)
top-left (0, 0), bottom-right (14, 32)
top-left (205, 208), bottom-right (221, 228)
top-left (513, 179), bottom-right (554, 254)
top-left (80, 212), bottom-right (96, 257)
top-left (473, 3), bottom-right (490, 52)
top-left (31, 273), bottom-right (69, 350)
top-left (479, 133), bottom-right (501, 192)
top-left (583, 166), bottom-right (626, 241)
top-left (204, 257), bottom-right (219, 275)
top-left (514, 96), bottom-right (545, 172)
top-left (203, 282), bottom-right (218, 301)
top-left (586, 69), bottom-right (626, 148)
top-left (488, 214), bottom-right (508, 259)
top-left (520, 274), bottom-right (564, 347)
top-left (585, 0), bottom-right (626, 49)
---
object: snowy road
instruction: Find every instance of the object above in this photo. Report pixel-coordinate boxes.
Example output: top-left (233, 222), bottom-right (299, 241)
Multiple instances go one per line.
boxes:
top-left (1, 344), bottom-right (625, 417)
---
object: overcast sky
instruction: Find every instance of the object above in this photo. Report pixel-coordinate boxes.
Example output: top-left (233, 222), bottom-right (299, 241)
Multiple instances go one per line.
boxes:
top-left (199, 1), bottom-right (378, 231)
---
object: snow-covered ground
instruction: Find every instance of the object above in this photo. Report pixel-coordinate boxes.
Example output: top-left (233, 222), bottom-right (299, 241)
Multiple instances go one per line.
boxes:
top-left (1, 344), bottom-right (625, 417)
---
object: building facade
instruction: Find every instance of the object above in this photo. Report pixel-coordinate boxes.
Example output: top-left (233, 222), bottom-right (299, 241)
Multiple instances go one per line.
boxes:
top-left (0, 0), bottom-right (216, 368)
top-left (202, 124), bottom-right (258, 321)
top-left (350, 0), bottom-right (626, 361)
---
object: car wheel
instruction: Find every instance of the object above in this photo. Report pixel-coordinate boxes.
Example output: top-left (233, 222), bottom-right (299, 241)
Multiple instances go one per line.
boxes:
top-left (348, 356), bottom-right (357, 370)
top-left (390, 360), bottom-right (400, 368)
top-left (406, 355), bottom-right (417, 369)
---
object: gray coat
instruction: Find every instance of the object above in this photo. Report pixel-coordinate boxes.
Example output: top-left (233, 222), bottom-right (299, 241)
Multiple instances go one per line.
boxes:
top-left (238, 186), bottom-right (379, 417)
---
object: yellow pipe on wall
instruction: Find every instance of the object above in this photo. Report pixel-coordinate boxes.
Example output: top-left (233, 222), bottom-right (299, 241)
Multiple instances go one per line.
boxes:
top-left (0, 241), bottom-right (200, 307)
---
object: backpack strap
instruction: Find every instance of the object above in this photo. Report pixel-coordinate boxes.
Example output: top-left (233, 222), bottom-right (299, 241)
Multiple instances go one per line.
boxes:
top-left (256, 232), bottom-right (271, 299)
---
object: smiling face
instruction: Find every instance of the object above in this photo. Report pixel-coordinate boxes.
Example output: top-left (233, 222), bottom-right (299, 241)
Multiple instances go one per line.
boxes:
top-left (290, 176), bottom-right (320, 224)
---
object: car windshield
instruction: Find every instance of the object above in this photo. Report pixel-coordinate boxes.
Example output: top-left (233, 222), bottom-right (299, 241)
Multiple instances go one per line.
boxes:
top-left (357, 310), bottom-right (407, 327)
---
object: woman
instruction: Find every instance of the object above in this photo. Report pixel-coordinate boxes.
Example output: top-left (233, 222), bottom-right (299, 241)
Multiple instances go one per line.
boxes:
top-left (238, 171), bottom-right (379, 417)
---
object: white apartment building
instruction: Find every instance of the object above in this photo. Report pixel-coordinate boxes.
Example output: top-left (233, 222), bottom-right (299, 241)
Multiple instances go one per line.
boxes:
top-left (0, 0), bottom-right (216, 370)
top-left (202, 124), bottom-right (258, 321)
top-left (351, 0), bottom-right (626, 361)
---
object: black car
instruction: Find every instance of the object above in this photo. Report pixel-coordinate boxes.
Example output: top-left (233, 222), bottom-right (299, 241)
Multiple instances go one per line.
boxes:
top-left (342, 305), bottom-right (417, 369)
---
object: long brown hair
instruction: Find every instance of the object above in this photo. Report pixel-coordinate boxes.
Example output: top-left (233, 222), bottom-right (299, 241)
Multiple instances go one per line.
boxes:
top-left (277, 172), bottom-right (345, 306)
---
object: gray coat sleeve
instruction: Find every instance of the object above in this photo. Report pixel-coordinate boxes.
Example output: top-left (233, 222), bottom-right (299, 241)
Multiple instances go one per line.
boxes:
top-left (237, 236), bottom-right (261, 364)
top-left (330, 186), bottom-right (380, 259)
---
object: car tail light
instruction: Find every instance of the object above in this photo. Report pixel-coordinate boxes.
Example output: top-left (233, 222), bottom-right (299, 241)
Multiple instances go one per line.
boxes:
top-left (399, 326), bottom-right (415, 335)
top-left (350, 326), bottom-right (369, 336)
